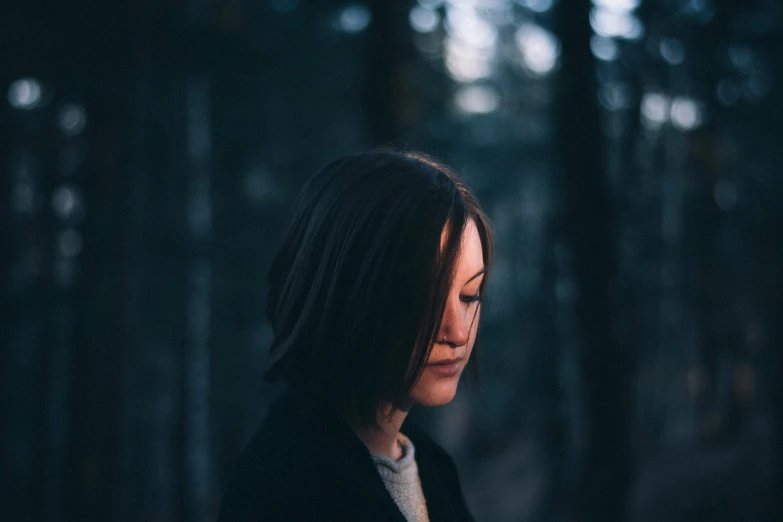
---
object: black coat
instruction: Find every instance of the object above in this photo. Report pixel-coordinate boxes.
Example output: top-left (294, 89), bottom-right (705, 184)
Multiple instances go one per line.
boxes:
top-left (217, 388), bottom-right (476, 521)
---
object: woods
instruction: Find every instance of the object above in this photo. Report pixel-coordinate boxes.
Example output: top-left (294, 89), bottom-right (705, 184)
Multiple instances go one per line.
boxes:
top-left (1, 1), bottom-right (781, 521)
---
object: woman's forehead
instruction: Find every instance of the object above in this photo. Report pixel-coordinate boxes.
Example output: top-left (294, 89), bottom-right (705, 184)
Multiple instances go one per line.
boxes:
top-left (439, 219), bottom-right (484, 276)
top-left (457, 221), bottom-right (484, 275)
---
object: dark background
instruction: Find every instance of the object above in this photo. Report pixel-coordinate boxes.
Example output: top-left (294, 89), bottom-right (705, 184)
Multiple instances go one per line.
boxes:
top-left (1, 0), bottom-right (782, 521)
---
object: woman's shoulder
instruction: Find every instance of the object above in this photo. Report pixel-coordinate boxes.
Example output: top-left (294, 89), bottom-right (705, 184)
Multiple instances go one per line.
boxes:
top-left (222, 389), bottom-right (360, 489)
top-left (217, 389), bottom-right (406, 521)
top-left (216, 394), bottom-right (320, 518)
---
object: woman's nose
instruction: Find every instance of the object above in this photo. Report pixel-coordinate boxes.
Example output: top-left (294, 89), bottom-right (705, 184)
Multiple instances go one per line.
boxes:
top-left (438, 297), bottom-right (470, 347)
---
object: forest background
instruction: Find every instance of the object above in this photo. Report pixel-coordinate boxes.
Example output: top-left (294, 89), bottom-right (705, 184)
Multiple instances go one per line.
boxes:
top-left (2, 0), bottom-right (782, 521)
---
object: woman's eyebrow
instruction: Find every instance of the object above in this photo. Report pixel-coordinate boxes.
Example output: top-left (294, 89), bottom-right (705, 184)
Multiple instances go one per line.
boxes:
top-left (464, 268), bottom-right (486, 285)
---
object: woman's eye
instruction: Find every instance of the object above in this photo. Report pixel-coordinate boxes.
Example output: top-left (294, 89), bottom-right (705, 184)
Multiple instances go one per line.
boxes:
top-left (460, 293), bottom-right (482, 304)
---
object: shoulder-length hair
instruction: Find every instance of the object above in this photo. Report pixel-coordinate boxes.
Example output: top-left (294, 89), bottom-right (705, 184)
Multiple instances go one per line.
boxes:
top-left (263, 148), bottom-right (493, 429)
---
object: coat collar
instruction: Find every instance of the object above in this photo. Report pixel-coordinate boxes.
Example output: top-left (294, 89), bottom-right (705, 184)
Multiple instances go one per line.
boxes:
top-left (271, 388), bottom-right (409, 521)
top-left (268, 387), bottom-right (467, 522)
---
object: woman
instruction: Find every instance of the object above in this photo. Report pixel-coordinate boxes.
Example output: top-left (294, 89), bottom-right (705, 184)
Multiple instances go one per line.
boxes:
top-left (218, 149), bottom-right (493, 521)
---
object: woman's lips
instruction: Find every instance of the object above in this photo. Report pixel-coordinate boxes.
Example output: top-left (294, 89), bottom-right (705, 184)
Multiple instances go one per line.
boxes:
top-left (426, 359), bottom-right (462, 377)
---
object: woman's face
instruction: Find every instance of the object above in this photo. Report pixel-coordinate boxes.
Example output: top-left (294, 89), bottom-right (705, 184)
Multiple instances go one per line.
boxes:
top-left (408, 218), bottom-right (485, 407)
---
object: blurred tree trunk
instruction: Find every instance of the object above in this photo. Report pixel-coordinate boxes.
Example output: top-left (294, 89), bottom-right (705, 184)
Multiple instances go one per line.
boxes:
top-left (762, 28), bottom-right (783, 522)
top-left (555, 2), bottom-right (631, 521)
top-left (365, 0), bottom-right (416, 145)
top-left (769, 241), bottom-right (783, 522)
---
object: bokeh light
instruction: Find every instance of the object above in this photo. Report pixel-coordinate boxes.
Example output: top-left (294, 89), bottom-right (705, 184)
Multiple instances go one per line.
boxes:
top-left (58, 104), bottom-right (87, 136)
top-left (641, 92), bottom-right (670, 128)
top-left (336, 4), bottom-right (371, 33)
top-left (670, 97), bottom-right (702, 131)
top-left (517, 0), bottom-right (555, 14)
top-left (590, 7), bottom-right (644, 40)
top-left (445, 6), bottom-right (498, 52)
top-left (454, 85), bottom-right (500, 114)
top-left (591, 35), bottom-right (619, 61)
top-left (446, 39), bottom-right (494, 82)
top-left (418, 0), bottom-right (445, 8)
top-left (51, 185), bottom-right (84, 221)
top-left (659, 38), bottom-right (685, 65)
top-left (410, 6), bottom-right (440, 33)
top-left (8, 78), bottom-right (42, 110)
top-left (716, 80), bottom-right (740, 106)
top-left (592, 0), bottom-right (641, 10)
top-left (515, 23), bottom-right (560, 76)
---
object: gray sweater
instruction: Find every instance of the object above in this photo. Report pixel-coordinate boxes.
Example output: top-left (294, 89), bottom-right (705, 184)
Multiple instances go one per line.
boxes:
top-left (371, 433), bottom-right (431, 522)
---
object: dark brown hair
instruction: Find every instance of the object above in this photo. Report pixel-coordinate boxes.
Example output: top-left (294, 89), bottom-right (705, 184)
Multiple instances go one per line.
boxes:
top-left (263, 148), bottom-right (493, 429)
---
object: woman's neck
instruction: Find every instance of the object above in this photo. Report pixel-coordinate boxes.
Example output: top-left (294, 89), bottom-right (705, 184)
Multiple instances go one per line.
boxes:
top-left (352, 406), bottom-right (409, 460)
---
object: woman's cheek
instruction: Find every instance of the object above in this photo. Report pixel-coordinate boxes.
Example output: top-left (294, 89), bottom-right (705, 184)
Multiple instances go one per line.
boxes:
top-left (466, 306), bottom-right (481, 359)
